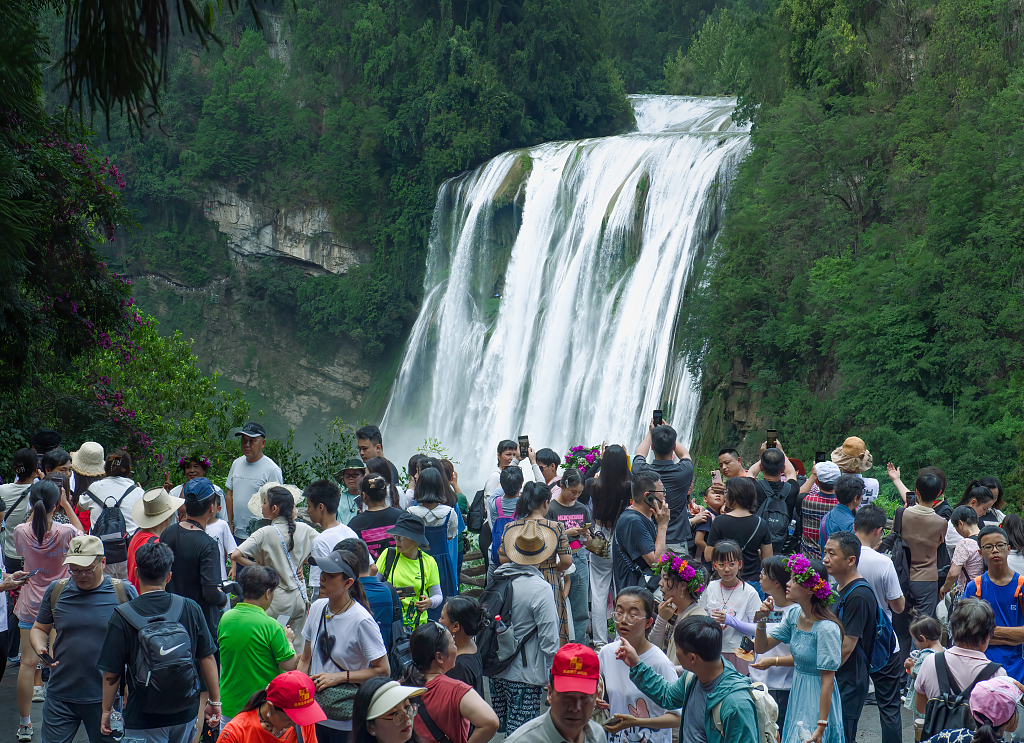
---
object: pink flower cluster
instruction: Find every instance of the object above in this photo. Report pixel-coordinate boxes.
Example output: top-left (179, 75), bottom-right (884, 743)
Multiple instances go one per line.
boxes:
top-left (656, 551), bottom-right (706, 596)
top-left (786, 554), bottom-right (836, 605)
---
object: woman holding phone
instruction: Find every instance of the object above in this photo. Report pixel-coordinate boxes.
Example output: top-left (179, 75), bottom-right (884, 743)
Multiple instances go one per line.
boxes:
top-left (14, 480), bottom-right (83, 741)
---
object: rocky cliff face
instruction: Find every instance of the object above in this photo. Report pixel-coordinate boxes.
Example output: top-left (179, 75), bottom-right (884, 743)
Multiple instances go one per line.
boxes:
top-left (200, 185), bottom-right (366, 275)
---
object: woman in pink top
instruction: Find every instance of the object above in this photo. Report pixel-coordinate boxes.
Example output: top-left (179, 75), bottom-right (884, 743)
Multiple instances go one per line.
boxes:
top-left (941, 506), bottom-right (987, 602)
top-left (13, 479), bottom-right (82, 731)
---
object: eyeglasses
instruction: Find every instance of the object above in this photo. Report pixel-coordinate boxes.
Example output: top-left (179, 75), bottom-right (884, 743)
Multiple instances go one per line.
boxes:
top-left (379, 702), bottom-right (418, 726)
top-left (645, 489), bottom-right (666, 496)
top-left (713, 561), bottom-right (740, 569)
top-left (613, 611), bottom-right (644, 625)
top-left (69, 562), bottom-right (100, 576)
top-left (980, 542), bottom-right (1009, 553)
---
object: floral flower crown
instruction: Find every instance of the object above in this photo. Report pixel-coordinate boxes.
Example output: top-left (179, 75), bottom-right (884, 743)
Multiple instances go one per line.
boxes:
top-left (179, 453), bottom-right (211, 470)
top-left (786, 554), bottom-right (837, 605)
top-left (654, 551), bottom-right (708, 597)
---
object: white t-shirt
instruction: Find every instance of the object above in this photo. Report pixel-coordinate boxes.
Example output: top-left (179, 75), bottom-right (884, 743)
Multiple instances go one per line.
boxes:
top-left (169, 483), bottom-right (226, 520)
top-left (599, 642), bottom-right (679, 743)
top-left (854, 545), bottom-right (903, 653)
top-left (407, 504), bottom-right (459, 539)
top-left (302, 598), bottom-right (387, 731)
top-left (0, 483), bottom-right (33, 559)
top-left (750, 604), bottom-right (798, 690)
top-left (859, 476), bottom-right (880, 506)
top-left (78, 477), bottom-right (144, 539)
top-left (945, 519), bottom-right (962, 557)
top-left (699, 580), bottom-right (761, 654)
top-left (308, 523), bottom-right (358, 588)
top-left (205, 519), bottom-right (237, 581)
top-left (225, 455), bottom-right (282, 537)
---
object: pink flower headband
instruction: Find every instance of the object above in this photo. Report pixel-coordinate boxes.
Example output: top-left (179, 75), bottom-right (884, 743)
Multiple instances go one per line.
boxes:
top-left (179, 454), bottom-right (211, 470)
top-left (786, 554), bottom-right (837, 605)
top-left (655, 550), bottom-right (707, 597)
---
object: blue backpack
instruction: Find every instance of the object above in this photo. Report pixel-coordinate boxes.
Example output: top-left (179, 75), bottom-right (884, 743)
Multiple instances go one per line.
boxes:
top-left (837, 579), bottom-right (896, 673)
top-left (490, 497), bottom-right (514, 562)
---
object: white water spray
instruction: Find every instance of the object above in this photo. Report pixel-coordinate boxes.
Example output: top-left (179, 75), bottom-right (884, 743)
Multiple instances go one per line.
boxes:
top-left (382, 96), bottom-right (750, 484)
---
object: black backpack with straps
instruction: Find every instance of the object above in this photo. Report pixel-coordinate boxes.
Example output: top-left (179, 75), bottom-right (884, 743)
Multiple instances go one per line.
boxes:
top-left (756, 480), bottom-right (793, 547)
top-left (922, 652), bottom-right (999, 739)
top-left (90, 484), bottom-right (139, 563)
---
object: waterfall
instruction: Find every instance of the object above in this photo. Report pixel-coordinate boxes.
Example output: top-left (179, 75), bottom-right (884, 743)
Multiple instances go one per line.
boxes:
top-left (382, 95), bottom-right (750, 484)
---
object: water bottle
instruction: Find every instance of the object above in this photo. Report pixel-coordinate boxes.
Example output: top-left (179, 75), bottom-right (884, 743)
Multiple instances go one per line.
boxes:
top-left (495, 615), bottom-right (516, 661)
top-left (109, 709), bottom-right (124, 742)
top-left (796, 721), bottom-right (810, 743)
top-left (788, 519), bottom-right (797, 536)
top-left (908, 649), bottom-right (920, 674)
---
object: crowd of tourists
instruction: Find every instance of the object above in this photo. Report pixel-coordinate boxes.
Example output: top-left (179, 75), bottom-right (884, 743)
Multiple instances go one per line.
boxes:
top-left (1, 421), bottom-right (1022, 743)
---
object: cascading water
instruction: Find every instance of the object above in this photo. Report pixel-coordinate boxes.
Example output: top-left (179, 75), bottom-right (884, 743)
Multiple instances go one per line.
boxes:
top-left (382, 95), bottom-right (750, 484)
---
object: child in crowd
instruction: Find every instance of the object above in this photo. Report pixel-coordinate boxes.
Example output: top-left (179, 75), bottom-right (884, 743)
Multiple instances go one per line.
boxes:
top-left (694, 484), bottom-right (724, 567)
top-left (206, 495), bottom-right (237, 582)
top-left (699, 540), bottom-right (761, 674)
top-left (904, 616), bottom-right (943, 710)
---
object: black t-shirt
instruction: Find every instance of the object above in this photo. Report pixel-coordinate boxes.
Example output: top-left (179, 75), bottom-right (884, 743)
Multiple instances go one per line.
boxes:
top-left (446, 651), bottom-right (483, 697)
top-left (706, 514), bottom-right (771, 581)
top-left (348, 507), bottom-right (404, 559)
top-left (632, 455), bottom-right (694, 546)
top-left (612, 507), bottom-right (657, 592)
top-left (756, 479), bottom-right (801, 516)
top-left (836, 580), bottom-right (877, 712)
top-left (160, 523), bottom-right (226, 636)
top-left (96, 591), bottom-right (217, 729)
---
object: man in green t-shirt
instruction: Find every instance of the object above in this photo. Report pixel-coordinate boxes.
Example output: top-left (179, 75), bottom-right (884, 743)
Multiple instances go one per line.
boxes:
top-left (375, 513), bottom-right (442, 627)
top-left (218, 565), bottom-right (298, 721)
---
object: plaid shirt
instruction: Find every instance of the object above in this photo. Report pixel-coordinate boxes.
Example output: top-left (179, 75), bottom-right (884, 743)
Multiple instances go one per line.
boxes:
top-left (801, 485), bottom-right (837, 558)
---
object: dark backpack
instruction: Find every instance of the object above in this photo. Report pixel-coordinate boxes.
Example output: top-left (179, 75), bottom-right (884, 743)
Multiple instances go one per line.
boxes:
top-left (115, 594), bottom-right (200, 715)
top-left (477, 572), bottom-right (538, 677)
top-left (490, 497), bottom-right (514, 562)
top-left (756, 481), bottom-right (792, 546)
top-left (466, 489), bottom-right (485, 534)
top-left (922, 652), bottom-right (999, 739)
top-left (836, 579), bottom-right (897, 674)
top-left (878, 507), bottom-right (912, 595)
top-left (90, 484), bottom-right (138, 563)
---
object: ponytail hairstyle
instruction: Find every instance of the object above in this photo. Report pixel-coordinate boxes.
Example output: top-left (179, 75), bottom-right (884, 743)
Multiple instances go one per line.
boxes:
top-left (239, 687), bottom-right (269, 714)
top-left (952, 504), bottom-right (979, 530)
top-left (265, 486), bottom-right (296, 550)
top-left (971, 716), bottom-right (1003, 743)
top-left (335, 549), bottom-right (370, 611)
top-left (559, 467), bottom-right (583, 491)
top-left (959, 482), bottom-right (996, 509)
top-left (401, 621), bottom-right (453, 687)
top-left (515, 481), bottom-right (551, 518)
top-left (28, 479), bottom-right (61, 545)
top-left (360, 473), bottom-right (389, 506)
top-left (442, 595), bottom-right (485, 636)
top-left (12, 448), bottom-right (37, 482)
top-left (365, 457), bottom-right (400, 508)
top-left (105, 450), bottom-right (131, 478)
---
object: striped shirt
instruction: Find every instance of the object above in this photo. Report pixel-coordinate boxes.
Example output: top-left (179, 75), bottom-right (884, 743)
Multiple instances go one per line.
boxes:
top-left (801, 487), bottom-right (837, 559)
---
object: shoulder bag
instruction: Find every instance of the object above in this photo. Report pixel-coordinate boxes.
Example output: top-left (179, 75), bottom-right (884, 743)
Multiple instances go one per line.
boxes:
top-left (312, 607), bottom-right (359, 721)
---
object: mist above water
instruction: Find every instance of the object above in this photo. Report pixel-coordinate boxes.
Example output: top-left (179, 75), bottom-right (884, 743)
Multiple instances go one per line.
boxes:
top-left (382, 96), bottom-right (750, 486)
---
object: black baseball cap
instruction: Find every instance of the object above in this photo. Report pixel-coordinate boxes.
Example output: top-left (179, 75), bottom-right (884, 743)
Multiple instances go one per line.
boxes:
top-left (236, 422), bottom-right (267, 438)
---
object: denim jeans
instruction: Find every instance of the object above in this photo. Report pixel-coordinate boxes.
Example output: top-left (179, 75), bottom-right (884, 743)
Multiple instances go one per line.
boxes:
top-left (567, 551), bottom-right (590, 644)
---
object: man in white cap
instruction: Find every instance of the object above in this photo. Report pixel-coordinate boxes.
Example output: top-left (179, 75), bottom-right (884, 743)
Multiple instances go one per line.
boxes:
top-left (30, 535), bottom-right (136, 743)
top-left (225, 422), bottom-right (282, 541)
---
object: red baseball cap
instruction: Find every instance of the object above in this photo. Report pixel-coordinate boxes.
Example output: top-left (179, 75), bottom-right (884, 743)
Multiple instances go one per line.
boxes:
top-left (266, 671), bottom-right (327, 726)
top-left (551, 643), bottom-right (599, 694)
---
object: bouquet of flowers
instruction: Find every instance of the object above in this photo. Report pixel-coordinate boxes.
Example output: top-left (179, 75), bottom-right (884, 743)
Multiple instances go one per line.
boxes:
top-left (564, 445), bottom-right (600, 473)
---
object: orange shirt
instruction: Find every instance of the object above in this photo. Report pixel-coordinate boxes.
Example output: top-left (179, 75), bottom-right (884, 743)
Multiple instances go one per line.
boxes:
top-left (220, 709), bottom-right (319, 743)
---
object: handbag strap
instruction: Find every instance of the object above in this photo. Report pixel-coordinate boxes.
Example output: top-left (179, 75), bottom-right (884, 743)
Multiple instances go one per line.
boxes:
top-left (417, 703), bottom-right (454, 743)
top-left (317, 605), bottom-right (342, 672)
top-left (273, 525), bottom-right (308, 605)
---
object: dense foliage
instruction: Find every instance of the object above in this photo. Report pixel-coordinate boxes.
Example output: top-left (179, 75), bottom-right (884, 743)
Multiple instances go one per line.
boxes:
top-left (678, 0), bottom-right (1024, 501)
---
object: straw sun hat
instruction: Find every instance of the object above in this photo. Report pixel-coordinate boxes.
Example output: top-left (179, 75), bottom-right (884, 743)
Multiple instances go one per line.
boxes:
top-left (247, 481), bottom-right (303, 519)
top-left (71, 442), bottom-right (106, 477)
top-left (501, 519), bottom-right (559, 565)
top-left (830, 436), bottom-right (873, 473)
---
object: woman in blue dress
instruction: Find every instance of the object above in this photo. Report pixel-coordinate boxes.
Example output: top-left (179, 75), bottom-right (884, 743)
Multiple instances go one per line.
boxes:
top-left (754, 555), bottom-right (843, 743)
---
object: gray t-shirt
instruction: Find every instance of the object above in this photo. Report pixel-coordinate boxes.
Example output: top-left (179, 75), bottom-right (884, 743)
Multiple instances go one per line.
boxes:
top-left (36, 576), bottom-right (138, 704)
top-left (0, 482), bottom-right (32, 560)
top-left (682, 670), bottom-right (724, 743)
top-left (225, 455), bottom-right (283, 538)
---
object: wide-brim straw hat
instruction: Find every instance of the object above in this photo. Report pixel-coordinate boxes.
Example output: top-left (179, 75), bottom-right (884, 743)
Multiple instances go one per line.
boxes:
top-left (831, 436), bottom-right (873, 473)
top-left (71, 442), bottom-right (106, 476)
top-left (133, 488), bottom-right (185, 529)
top-left (248, 482), bottom-right (303, 518)
top-left (502, 519), bottom-right (559, 565)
